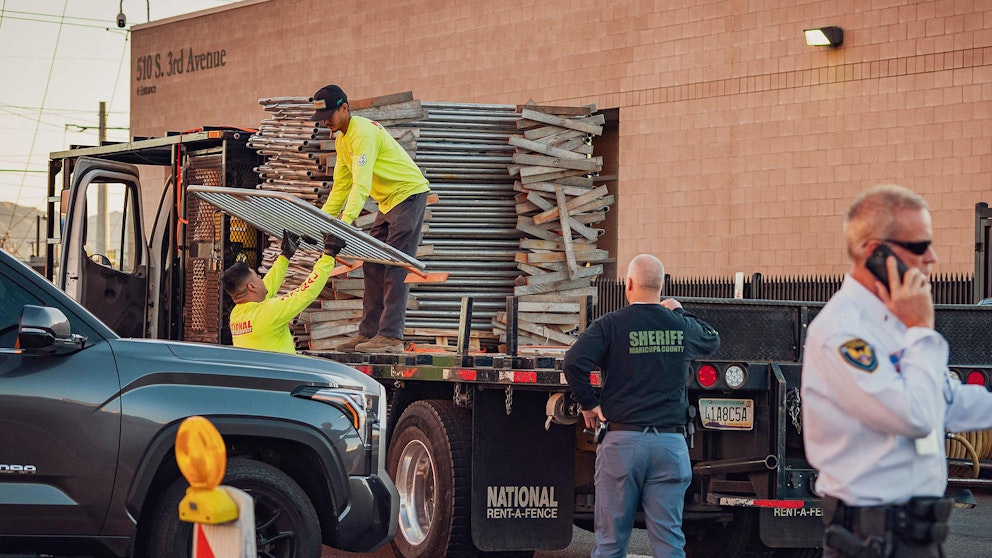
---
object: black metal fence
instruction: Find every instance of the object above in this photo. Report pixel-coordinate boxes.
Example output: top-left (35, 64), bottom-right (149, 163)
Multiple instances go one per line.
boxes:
top-left (593, 272), bottom-right (975, 318)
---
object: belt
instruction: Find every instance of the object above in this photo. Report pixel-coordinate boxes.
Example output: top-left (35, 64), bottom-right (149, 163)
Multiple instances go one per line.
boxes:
top-left (827, 499), bottom-right (901, 533)
top-left (608, 422), bottom-right (685, 435)
top-left (825, 496), bottom-right (953, 542)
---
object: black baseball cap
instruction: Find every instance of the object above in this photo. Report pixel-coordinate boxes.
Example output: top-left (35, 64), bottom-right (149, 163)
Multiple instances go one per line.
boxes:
top-left (309, 84), bottom-right (348, 121)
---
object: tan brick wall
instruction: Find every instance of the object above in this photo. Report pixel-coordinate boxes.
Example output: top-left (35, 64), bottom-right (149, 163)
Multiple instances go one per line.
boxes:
top-left (131, 0), bottom-right (992, 278)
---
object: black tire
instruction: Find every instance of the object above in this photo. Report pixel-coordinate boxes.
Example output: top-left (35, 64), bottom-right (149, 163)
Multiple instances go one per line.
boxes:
top-left (684, 508), bottom-right (752, 558)
top-left (144, 457), bottom-right (321, 558)
top-left (775, 549), bottom-right (822, 558)
top-left (572, 517), bottom-right (595, 533)
top-left (387, 399), bottom-right (474, 558)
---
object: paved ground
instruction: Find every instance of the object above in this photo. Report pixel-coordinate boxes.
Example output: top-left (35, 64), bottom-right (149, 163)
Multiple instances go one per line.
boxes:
top-left (324, 492), bottom-right (992, 557)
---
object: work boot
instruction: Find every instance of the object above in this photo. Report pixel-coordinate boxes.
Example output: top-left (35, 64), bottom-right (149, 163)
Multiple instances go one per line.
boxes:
top-left (355, 335), bottom-right (405, 354)
top-left (335, 335), bottom-right (369, 353)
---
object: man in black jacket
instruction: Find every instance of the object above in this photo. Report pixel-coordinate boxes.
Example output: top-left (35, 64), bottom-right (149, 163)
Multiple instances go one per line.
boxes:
top-left (564, 254), bottom-right (720, 558)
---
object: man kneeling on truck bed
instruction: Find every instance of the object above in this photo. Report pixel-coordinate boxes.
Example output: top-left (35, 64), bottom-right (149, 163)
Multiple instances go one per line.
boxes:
top-left (222, 230), bottom-right (346, 353)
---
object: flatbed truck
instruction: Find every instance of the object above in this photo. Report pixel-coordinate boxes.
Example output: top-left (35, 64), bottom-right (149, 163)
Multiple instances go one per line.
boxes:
top-left (43, 130), bottom-right (992, 557)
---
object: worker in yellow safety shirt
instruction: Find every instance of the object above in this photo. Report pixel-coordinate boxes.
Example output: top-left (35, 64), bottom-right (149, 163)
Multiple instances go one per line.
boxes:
top-left (222, 230), bottom-right (346, 353)
top-left (310, 84), bottom-right (430, 354)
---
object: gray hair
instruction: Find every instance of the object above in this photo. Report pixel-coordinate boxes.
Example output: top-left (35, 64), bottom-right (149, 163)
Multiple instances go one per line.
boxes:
top-left (844, 184), bottom-right (928, 259)
top-left (626, 254), bottom-right (665, 291)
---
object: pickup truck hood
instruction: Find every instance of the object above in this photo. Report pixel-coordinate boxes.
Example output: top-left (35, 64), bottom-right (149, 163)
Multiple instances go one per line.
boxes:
top-left (107, 338), bottom-right (380, 393)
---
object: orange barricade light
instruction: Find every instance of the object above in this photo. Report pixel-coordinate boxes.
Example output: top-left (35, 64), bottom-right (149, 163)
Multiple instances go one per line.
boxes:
top-left (176, 416), bottom-right (238, 524)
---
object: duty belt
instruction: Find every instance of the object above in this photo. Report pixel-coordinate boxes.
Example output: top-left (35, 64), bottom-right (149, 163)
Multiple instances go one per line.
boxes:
top-left (823, 496), bottom-right (952, 558)
top-left (608, 423), bottom-right (686, 435)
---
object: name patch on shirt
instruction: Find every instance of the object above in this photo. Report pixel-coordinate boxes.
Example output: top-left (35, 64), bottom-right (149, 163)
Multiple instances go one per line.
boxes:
top-left (839, 338), bottom-right (877, 372)
top-left (628, 329), bottom-right (684, 354)
top-left (231, 320), bottom-right (253, 336)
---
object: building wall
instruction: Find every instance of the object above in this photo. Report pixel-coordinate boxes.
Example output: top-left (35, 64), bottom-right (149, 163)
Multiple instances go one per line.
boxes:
top-left (131, 0), bottom-right (992, 277)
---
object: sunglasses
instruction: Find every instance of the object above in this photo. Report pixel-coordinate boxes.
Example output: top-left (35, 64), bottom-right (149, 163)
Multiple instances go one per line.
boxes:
top-left (882, 238), bottom-right (932, 256)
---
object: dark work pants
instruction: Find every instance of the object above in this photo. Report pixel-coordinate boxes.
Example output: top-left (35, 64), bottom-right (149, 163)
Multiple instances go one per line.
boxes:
top-left (360, 192), bottom-right (427, 339)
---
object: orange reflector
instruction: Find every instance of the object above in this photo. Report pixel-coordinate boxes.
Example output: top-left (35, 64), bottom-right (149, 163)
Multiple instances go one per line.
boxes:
top-left (207, 130), bottom-right (222, 138)
top-left (966, 370), bottom-right (986, 386)
top-left (404, 271), bottom-right (449, 284)
top-left (697, 364), bottom-right (719, 388)
top-left (458, 369), bottom-right (477, 381)
top-left (513, 371), bottom-right (537, 383)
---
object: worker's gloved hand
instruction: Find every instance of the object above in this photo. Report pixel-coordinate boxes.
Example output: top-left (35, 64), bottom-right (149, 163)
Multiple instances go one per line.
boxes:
top-left (281, 229), bottom-right (300, 259)
top-left (323, 232), bottom-right (346, 257)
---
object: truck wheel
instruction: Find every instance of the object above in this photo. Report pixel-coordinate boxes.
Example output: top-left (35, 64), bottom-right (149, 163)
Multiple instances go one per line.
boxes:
top-left (145, 457), bottom-right (321, 558)
top-left (684, 508), bottom-right (751, 558)
top-left (775, 549), bottom-right (822, 558)
top-left (388, 399), bottom-right (473, 558)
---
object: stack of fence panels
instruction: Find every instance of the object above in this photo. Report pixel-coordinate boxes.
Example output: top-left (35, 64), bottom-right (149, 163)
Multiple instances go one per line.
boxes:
top-left (247, 96), bottom-right (609, 352)
top-left (498, 103), bottom-right (613, 347)
top-left (390, 102), bottom-right (521, 349)
top-left (248, 93), bottom-right (426, 351)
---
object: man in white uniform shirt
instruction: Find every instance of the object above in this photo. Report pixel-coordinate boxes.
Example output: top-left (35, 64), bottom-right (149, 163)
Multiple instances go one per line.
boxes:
top-left (802, 184), bottom-right (992, 558)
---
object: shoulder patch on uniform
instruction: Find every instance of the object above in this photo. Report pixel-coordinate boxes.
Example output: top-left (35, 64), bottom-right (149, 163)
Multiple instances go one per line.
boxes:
top-left (838, 338), bottom-right (877, 372)
top-left (357, 154), bottom-right (367, 167)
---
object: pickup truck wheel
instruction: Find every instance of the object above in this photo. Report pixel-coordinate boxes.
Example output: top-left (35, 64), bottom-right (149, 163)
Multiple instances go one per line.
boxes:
top-left (145, 457), bottom-right (321, 558)
top-left (387, 400), bottom-right (472, 558)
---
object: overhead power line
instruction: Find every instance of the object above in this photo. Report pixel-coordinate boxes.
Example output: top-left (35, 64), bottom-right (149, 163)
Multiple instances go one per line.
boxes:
top-left (0, 11), bottom-right (130, 31)
top-left (0, 9), bottom-right (116, 24)
top-left (0, 102), bottom-right (128, 114)
top-left (6, 0), bottom-right (69, 233)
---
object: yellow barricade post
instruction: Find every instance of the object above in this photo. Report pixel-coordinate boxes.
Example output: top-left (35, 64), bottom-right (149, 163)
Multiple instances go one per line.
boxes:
top-left (176, 416), bottom-right (255, 558)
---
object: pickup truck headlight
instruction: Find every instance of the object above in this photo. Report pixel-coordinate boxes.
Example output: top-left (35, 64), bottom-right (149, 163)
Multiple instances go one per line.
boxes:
top-left (312, 389), bottom-right (370, 436)
top-left (293, 383), bottom-right (388, 470)
top-left (295, 386), bottom-right (377, 442)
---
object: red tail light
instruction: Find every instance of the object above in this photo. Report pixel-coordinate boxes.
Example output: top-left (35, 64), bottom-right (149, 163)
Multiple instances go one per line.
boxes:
top-left (697, 364), bottom-right (719, 388)
top-left (966, 370), bottom-right (987, 386)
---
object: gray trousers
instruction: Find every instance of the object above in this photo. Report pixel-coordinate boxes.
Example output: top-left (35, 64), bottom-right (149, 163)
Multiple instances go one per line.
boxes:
top-left (593, 430), bottom-right (691, 558)
top-left (360, 192), bottom-right (427, 339)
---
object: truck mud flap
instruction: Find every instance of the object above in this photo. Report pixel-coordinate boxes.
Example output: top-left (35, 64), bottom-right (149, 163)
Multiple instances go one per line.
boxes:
top-left (471, 388), bottom-right (575, 552)
top-left (759, 503), bottom-right (824, 548)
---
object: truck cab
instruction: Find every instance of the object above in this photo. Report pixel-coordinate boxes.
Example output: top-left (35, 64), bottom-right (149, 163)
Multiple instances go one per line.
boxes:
top-left (46, 129), bottom-right (259, 343)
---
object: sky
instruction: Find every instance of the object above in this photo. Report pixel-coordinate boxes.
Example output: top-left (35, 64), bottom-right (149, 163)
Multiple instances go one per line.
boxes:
top-left (0, 0), bottom-right (240, 219)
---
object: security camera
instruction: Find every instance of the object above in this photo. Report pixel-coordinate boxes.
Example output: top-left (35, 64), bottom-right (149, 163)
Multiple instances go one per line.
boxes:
top-left (116, 12), bottom-right (126, 28)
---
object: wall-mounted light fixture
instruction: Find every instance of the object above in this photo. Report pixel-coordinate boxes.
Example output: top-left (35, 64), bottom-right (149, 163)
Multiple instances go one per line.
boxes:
top-left (804, 26), bottom-right (844, 47)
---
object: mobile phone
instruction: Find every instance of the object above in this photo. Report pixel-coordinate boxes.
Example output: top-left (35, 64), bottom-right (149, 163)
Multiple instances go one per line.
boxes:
top-left (865, 244), bottom-right (908, 289)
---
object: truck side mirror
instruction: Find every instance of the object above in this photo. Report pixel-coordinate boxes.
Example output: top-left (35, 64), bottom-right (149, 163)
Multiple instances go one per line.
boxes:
top-left (19, 305), bottom-right (85, 354)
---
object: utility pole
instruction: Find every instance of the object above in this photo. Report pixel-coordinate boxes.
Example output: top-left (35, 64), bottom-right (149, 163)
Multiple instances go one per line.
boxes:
top-left (96, 101), bottom-right (109, 259)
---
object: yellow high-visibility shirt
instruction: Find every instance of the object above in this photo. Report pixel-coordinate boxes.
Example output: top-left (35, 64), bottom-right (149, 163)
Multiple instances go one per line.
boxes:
top-left (229, 254), bottom-right (335, 354)
top-left (321, 116), bottom-right (430, 224)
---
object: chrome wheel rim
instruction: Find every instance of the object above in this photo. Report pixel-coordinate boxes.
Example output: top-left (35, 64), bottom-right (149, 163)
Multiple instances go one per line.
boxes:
top-left (395, 439), bottom-right (436, 546)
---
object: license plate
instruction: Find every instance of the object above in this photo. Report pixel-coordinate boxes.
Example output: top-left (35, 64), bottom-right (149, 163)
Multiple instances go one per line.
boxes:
top-left (698, 398), bottom-right (753, 431)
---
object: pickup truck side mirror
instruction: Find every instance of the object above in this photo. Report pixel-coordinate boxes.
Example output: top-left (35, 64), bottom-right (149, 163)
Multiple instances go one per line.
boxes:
top-left (19, 305), bottom-right (86, 354)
